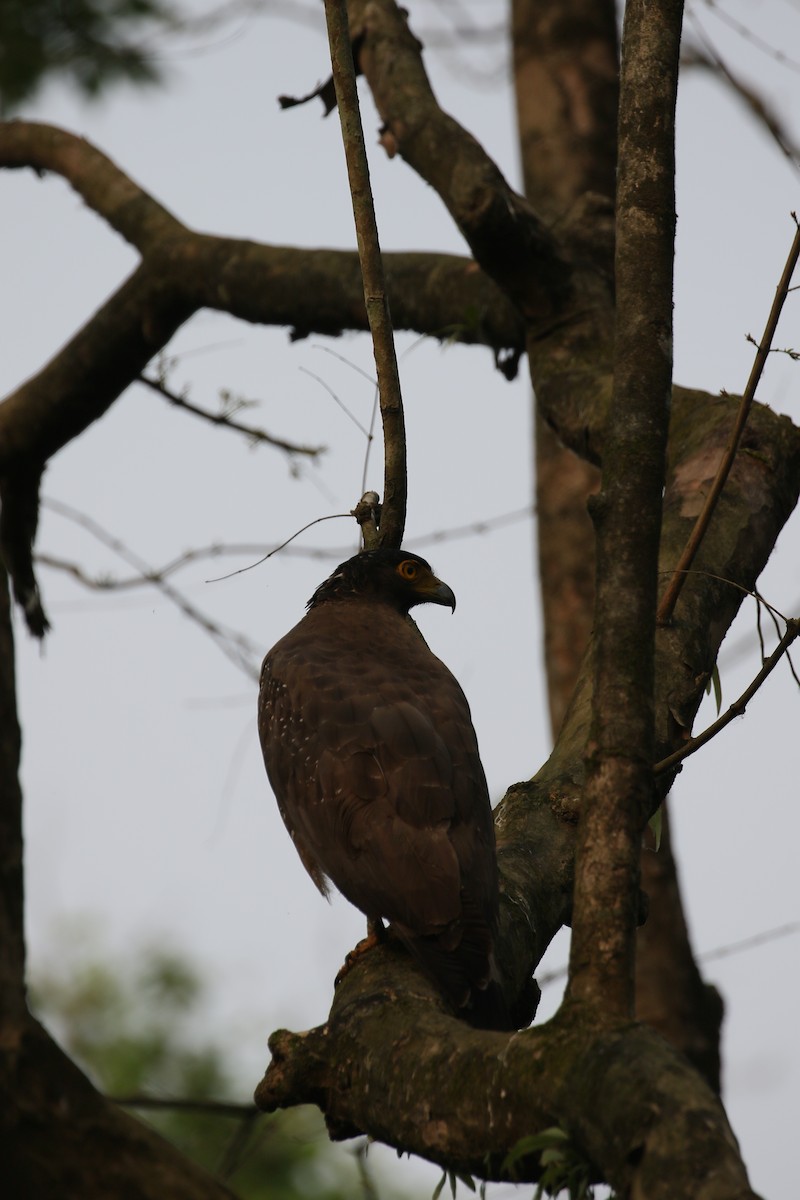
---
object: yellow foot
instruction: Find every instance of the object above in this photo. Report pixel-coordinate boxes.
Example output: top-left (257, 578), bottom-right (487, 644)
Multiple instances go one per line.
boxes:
top-left (334, 920), bottom-right (386, 987)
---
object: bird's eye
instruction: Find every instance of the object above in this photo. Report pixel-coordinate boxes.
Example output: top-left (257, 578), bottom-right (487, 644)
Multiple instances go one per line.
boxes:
top-left (397, 560), bottom-right (418, 580)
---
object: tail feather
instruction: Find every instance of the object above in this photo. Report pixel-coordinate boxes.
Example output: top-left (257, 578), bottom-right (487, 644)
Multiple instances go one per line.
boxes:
top-left (391, 897), bottom-right (519, 1030)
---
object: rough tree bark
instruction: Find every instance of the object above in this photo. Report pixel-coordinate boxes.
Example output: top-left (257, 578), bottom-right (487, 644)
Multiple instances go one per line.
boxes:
top-left (0, 1), bottom-right (797, 1197)
top-left (514, 0), bottom-right (724, 1090)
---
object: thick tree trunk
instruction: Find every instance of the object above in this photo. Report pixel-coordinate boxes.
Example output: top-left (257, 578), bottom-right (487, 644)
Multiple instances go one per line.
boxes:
top-left (0, 569), bottom-right (237, 1197)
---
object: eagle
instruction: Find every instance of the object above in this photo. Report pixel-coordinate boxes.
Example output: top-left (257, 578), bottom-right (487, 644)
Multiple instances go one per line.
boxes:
top-left (258, 548), bottom-right (506, 1026)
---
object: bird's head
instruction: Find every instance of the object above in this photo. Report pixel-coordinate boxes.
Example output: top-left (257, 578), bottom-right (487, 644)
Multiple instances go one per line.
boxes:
top-left (307, 549), bottom-right (456, 614)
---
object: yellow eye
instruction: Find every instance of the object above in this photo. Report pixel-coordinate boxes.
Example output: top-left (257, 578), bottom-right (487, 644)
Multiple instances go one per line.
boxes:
top-left (397, 560), bottom-right (418, 580)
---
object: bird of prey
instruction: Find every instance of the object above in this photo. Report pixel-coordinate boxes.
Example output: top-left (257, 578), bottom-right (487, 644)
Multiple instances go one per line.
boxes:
top-left (258, 548), bottom-right (506, 1025)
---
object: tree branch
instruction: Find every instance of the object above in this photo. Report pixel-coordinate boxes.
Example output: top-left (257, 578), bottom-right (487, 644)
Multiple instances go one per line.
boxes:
top-left (683, 31), bottom-right (800, 169)
top-left (0, 567), bottom-right (25, 1024)
top-left (567, 0), bottom-right (683, 1018)
top-left (0, 122), bottom-right (524, 359)
top-left (343, 0), bottom-right (568, 321)
top-left (1, 1018), bottom-right (238, 1199)
top-left (654, 617), bottom-right (800, 775)
top-left (36, 504), bottom-right (535, 588)
top-left (41, 499), bottom-right (261, 680)
top-left (0, 120), bottom-right (184, 251)
top-left (256, 948), bottom-right (757, 1197)
top-left (138, 374), bottom-right (325, 457)
top-left (256, 385), bottom-right (798, 1196)
top-left (0, 119), bottom-right (525, 633)
top-left (324, 0), bottom-right (406, 547)
top-left (657, 219), bottom-right (800, 624)
top-left (110, 1096), bottom-right (258, 1119)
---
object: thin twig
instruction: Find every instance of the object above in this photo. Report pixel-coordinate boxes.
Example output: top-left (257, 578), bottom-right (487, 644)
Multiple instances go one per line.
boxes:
top-left (353, 1139), bottom-right (380, 1200)
top-left (537, 919), bottom-right (800, 989)
top-left (41, 499), bottom-right (261, 679)
top-left (323, 0), bottom-right (407, 548)
top-left (139, 374), bottom-right (325, 457)
top-left (37, 505), bottom-right (534, 592)
top-left (109, 1095), bottom-right (259, 1117)
top-left (204, 513), bottom-right (352, 582)
top-left (698, 920), bottom-right (800, 965)
top-left (217, 1108), bottom-right (262, 1180)
top-left (654, 618), bottom-right (800, 775)
top-left (657, 220), bottom-right (800, 624)
top-left (682, 32), bottom-right (800, 168)
top-left (298, 366), bottom-right (373, 438)
top-left (37, 546), bottom-right (264, 591)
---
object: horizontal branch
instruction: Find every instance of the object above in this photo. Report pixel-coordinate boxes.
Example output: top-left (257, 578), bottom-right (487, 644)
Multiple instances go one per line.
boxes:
top-left (0, 135), bottom-right (524, 473)
top-left (0, 120), bottom-right (524, 632)
top-left (110, 1095), bottom-right (258, 1119)
top-left (255, 945), bottom-right (757, 1197)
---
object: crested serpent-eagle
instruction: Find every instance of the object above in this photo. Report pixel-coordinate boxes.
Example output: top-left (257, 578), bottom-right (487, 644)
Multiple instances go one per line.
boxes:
top-left (258, 548), bottom-right (507, 1027)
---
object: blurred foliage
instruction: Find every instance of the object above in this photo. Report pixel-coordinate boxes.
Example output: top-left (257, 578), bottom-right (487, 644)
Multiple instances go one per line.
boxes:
top-left (30, 937), bottom-right (394, 1200)
top-left (0, 0), bottom-right (177, 114)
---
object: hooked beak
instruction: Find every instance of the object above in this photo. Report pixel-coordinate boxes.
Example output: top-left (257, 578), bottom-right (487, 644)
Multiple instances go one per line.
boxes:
top-left (428, 577), bottom-right (457, 613)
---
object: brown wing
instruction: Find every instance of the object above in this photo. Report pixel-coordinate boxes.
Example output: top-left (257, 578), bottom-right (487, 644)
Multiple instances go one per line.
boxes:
top-left (258, 598), bottom-right (498, 1008)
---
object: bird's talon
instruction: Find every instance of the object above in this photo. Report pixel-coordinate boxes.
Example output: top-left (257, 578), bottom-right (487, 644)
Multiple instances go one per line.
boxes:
top-left (334, 930), bottom-right (381, 987)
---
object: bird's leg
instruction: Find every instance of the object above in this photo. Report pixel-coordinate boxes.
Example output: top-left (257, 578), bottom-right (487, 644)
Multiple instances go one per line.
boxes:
top-left (334, 918), bottom-right (387, 986)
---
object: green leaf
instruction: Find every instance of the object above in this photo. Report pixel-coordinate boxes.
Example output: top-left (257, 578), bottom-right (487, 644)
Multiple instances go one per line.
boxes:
top-left (705, 663), bottom-right (722, 713)
top-left (502, 1127), bottom-right (572, 1181)
top-left (648, 805), bottom-right (663, 852)
top-left (432, 1172), bottom-right (447, 1200)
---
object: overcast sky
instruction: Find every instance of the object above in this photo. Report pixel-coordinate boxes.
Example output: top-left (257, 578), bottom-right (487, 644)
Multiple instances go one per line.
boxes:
top-left (3, 2), bottom-right (800, 1197)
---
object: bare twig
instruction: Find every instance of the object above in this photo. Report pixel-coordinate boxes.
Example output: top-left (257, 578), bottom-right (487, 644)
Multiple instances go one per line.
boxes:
top-left (657, 220), bottom-right (800, 624)
top-left (139, 375), bottom-right (325, 457)
top-left (204, 513), bottom-right (352, 582)
top-left (538, 919), bottom-right (800, 990)
top-left (654, 618), bottom-right (800, 775)
top-left (699, 0), bottom-right (800, 77)
top-left (298, 367), bottom-right (373, 438)
top-left (216, 1107), bottom-right (263, 1181)
top-left (682, 35), bottom-right (800, 168)
top-left (109, 1095), bottom-right (258, 1117)
top-left (323, 0), bottom-right (407, 549)
top-left (37, 505), bottom-right (534, 589)
top-left (41, 499), bottom-right (261, 679)
top-left (698, 920), bottom-right (800, 965)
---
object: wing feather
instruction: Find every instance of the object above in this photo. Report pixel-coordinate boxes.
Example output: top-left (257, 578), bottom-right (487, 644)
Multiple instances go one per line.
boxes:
top-left (258, 597), bottom-right (499, 1011)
